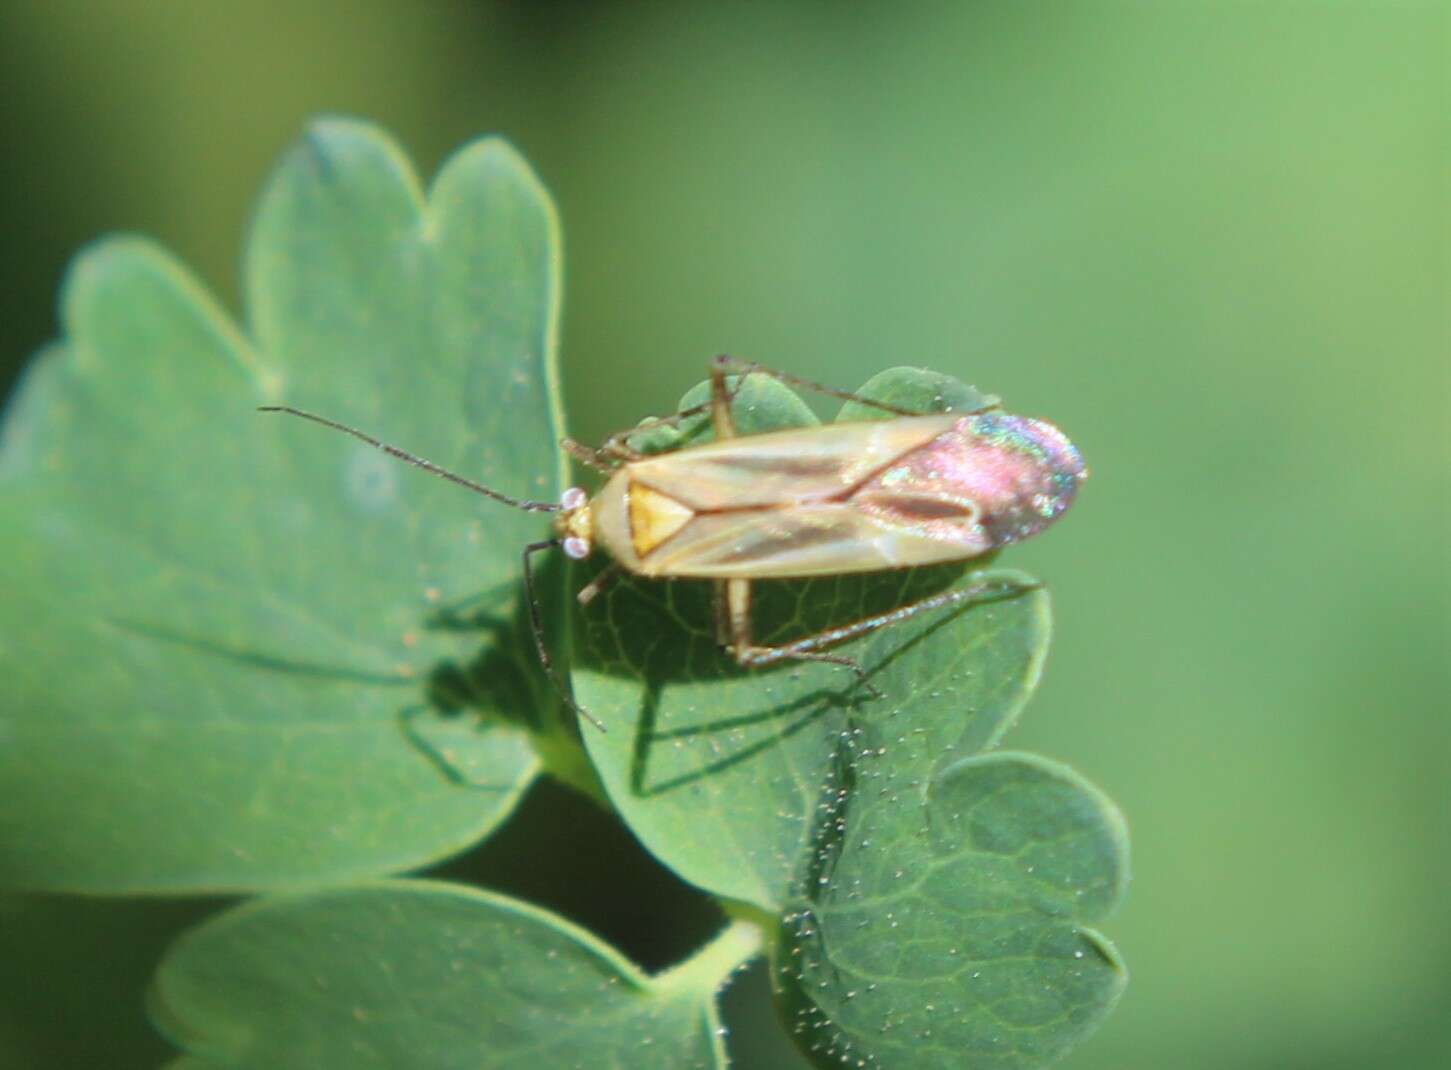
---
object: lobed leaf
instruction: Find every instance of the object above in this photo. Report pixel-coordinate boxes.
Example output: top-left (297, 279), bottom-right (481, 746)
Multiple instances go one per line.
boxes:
top-left (0, 117), bottom-right (1127, 1066)
top-left (149, 881), bottom-right (740, 1070)
top-left (776, 753), bottom-right (1128, 1068)
top-left (575, 368), bottom-right (1047, 908)
top-left (836, 366), bottom-right (998, 422)
top-left (573, 367), bottom-right (1128, 1066)
top-left (0, 119), bottom-right (565, 892)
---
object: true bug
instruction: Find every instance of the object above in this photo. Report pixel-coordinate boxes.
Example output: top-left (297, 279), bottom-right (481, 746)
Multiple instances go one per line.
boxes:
top-left (261, 357), bottom-right (1086, 731)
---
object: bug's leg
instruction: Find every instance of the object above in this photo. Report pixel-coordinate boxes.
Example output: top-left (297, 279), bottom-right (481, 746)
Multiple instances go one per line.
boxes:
top-left (576, 563), bottom-right (620, 607)
top-left (739, 576), bottom-right (1041, 679)
top-left (710, 361), bottom-right (740, 439)
top-left (563, 392), bottom-right (734, 471)
top-left (723, 579), bottom-right (753, 648)
top-left (710, 354), bottom-right (1002, 419)
top-left (711, 580), bottom-right (732, 647)
top-left (564, 365), bottom-right (756, 471)
top-left (722, 578), bottom-right (883, 700)
top-left (521, 538), bottom-right (607, 733)
top-left (599, 399), bottom-right (713, 457)
top-left (560, 437), bottom-right (621, 473)
top-left (712, 355), bottom-right (915, 417)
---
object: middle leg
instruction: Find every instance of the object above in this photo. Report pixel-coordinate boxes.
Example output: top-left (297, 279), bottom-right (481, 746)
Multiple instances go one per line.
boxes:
top-left (560, 396), bottom-right (717, 471)
top-left (718, 577), bottom-right (882, 699)
top-left (562, 370), bottom-right (753, 471)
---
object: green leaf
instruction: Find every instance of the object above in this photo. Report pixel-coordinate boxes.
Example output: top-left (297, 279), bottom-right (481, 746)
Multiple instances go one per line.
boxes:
top-left (573, 367), bottom-right (1127, 1066)
top-left (836, 366), bottom-right (998, 422)
top-left (577, 561), bottom-right (1048, 908)
top-left (618, 370), bottom-right (819, 456)
top-left (576, 369), bottom-right (1044, 908)
top-left (0, 119), bottom-right (566, 891)
top-left (149, 881), bottom-right (749, 1069)
top-left (776, 753), bottom-right (1128, 1068)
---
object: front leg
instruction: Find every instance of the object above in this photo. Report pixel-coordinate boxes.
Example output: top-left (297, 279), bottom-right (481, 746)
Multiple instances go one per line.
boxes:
top-left (560, 437), bottom-right (623, 473)
top-left (560, 385), bottom-right (748, 473)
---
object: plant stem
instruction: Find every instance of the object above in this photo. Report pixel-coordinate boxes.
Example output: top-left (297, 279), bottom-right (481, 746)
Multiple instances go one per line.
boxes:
top-left (653, 914), bottom-right (766, 994)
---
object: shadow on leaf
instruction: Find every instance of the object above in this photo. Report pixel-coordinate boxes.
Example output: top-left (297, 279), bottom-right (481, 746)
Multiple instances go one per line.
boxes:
top-left (575, 554), bottom-right (1032, 797)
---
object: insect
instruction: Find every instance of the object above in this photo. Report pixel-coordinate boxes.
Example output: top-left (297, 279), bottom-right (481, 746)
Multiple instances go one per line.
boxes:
top-left (261, 357), bottom-right (1087, 732)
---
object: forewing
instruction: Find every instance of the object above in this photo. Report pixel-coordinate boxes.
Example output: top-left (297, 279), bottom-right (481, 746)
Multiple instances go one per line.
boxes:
top-left (638, 502), bottom-right (988, 578)
top-left (624, 415), bottom-right (959, 511)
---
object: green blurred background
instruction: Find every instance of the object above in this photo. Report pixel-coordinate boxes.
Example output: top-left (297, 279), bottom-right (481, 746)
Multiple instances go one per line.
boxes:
top-left (1, 3), bottom-right (1445, 1068)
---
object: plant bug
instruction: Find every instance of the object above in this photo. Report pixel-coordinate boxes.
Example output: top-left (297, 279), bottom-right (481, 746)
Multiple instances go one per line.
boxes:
top-left (260, 357), bottom-right (1087, 732)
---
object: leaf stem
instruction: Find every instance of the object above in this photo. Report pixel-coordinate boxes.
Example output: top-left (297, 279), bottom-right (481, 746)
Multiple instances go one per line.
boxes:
top-left (652, 915), bottom-right (766, 995)
top-left (535, 726), bottom-right (612, 809)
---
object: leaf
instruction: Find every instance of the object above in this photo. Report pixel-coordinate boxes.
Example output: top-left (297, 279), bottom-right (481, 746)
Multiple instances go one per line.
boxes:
top-left (148, 881), bottom-right (747, 1070)
top-left (776, 754), bottom-right (1128, 1068)
top-left (836, 366), bottom-right (999, 422)
top-left (0, 119), bottom-right (566, 892)
top-left (573, 367), bottom-right (1128, 1066)
top-left (576, 368), bottom-right (1043, 907)
top-left (618, 370), bottom-right (819, 455)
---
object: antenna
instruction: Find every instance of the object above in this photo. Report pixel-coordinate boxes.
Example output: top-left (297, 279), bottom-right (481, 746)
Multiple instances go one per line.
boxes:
top-left (259, 406), bottom-right (560, 513)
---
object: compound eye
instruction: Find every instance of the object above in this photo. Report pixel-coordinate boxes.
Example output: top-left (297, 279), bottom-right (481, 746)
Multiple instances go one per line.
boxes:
top-left (562, 535), bottom-right (591, 560)
top-left (560, 486), bottom-right (588, 510)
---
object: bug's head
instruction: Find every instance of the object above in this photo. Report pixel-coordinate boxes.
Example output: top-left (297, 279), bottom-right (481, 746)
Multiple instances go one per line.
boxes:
top-left (554, 486), bottom-right (594, 559)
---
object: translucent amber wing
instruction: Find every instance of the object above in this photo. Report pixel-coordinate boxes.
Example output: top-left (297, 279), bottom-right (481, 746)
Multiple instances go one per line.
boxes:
top-left (636, 502), bottom-right (989, 578)
top-left (623, 414), bottom-right (960, 511)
